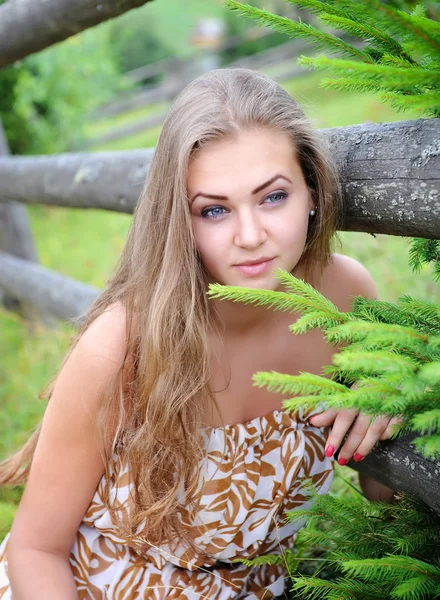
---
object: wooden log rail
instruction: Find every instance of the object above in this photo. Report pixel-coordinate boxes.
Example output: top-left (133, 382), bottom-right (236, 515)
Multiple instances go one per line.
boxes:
top-left (0, 119), bottom-right (438, 236)
top-left (0, 250), bottom-right (99, 322)
top-left (0, 0), bottom-right (154, 68)
top-left (348, 432), bottom-right (440, 515)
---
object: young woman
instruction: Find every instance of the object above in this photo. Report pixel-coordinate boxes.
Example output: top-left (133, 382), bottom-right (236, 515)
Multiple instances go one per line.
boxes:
top-left (0, 68), bottom-right (399, 600)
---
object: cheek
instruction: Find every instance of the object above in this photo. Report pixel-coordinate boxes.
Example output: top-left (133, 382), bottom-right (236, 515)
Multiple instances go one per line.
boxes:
top-left (192, 219), bottom-right (227, 250)
top-left (192, 222), bottom-right (227, 269)
top-left (278, 219), bottom-right (309, 250)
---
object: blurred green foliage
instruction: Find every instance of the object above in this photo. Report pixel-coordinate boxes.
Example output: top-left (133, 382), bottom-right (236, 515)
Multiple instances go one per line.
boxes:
top-left (108, 10), bottom-right (173, 74)
top-left (220, 0), bottom-right (291, 64)
top-left (0, 27), bottom-right (122, 154)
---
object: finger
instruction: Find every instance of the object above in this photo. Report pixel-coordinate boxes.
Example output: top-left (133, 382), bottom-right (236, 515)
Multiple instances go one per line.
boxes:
top-left (338, 415), bottom-right (390, 465)
top-left (379, 416), bottom-right (406, 440)
top-left (324, 409), bottom-right (359, 458)
top-left (309, 409), bottom-right (338, 427)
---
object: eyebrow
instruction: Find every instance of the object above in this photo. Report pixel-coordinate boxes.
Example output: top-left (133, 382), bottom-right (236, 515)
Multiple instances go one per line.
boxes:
top-left (190, 173), bottom-right (293, 203)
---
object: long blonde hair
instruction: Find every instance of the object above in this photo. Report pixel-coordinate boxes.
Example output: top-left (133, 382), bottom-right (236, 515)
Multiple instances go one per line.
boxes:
top-left (0, 68), bottom-right (342, 552)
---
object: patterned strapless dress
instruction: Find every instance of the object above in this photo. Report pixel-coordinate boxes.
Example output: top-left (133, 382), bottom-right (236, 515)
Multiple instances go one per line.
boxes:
top-left (0, 408), bottom-right (334, 599)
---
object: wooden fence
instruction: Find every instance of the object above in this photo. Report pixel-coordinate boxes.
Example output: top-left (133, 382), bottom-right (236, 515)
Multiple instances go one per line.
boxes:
top-left (86, 31), bottom-right (358, 148)
top-left (0, 0), bottom-right (439, 514)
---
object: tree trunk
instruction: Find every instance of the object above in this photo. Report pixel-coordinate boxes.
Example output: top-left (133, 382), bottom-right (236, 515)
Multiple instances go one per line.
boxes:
top-left (0, 0), bottom-right (154, 67)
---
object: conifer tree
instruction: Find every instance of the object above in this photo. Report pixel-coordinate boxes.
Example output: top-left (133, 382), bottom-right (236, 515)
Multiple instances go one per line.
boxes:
top-left (212, 1), bottom-right (440, 597)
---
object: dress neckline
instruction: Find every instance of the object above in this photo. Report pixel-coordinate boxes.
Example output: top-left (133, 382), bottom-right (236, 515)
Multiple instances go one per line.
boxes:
top-left (202, 408), bottom-right (283, 431)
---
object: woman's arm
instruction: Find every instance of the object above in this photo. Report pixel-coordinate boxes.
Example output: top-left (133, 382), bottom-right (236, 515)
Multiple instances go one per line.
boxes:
top-left (7, 302), bottom-right (127, 598)
top-left (7, 549), bottom-right (79, 600)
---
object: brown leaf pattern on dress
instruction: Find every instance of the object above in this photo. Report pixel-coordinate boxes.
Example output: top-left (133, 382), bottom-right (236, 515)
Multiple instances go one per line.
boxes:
top-left (0, 407), bottom-right (333, 599)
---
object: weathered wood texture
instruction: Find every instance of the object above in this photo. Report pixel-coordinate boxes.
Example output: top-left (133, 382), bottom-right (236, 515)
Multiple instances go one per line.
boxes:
top-left (0, 148), bottom-right (155, 212)
top-left (324, 118), bottom-right (440, 238)
top-left (0, 251), bottom-right (99, 322)
top-left (0, 119), bottom-right (47, 323)
top-left (345, 432), bottom-right (440, 515)
top-left (0, 0), bottom-right (154, 68)
top-left (1, 119), bottom-right (438, 238)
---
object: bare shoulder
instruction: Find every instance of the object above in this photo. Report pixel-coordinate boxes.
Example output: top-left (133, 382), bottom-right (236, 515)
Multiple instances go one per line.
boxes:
top-left (317, 253), bottom-right (379, 313)
top-left (8, 300), bottom-right (129, 559)
top-left (79, 299), bottom-right (127, 364)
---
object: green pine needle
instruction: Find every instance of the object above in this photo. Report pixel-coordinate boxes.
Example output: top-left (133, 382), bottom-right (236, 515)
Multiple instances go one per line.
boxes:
top-left (207, 284), bottom-right (301, 312)
top-left (298, 54), bottom-right (440, 91)
top-left (252, 370), bottom-right (350, 396)
top-left (340, 554), bottom-right (440, 583)
top-left (319, 13), bottom-right (408, 58)
top-left (225, 0), bottom-right (375, 61)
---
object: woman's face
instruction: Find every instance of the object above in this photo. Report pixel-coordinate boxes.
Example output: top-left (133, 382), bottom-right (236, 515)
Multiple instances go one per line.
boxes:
top-left (187, 128), bottom-right (315, 290)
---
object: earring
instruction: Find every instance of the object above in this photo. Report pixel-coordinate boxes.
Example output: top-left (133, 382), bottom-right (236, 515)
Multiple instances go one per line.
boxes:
top-left (309, 208), bottom-right (316, 217)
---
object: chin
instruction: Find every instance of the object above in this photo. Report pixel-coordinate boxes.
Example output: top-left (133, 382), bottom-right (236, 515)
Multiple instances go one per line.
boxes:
top-left (235, 275), bottom-right (281, 291)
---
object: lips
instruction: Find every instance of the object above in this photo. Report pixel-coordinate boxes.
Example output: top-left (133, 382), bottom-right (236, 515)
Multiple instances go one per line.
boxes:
top-left (235, 256), bottom-right (274, 266)
top-left (234, 257), bottom-right (275, 277)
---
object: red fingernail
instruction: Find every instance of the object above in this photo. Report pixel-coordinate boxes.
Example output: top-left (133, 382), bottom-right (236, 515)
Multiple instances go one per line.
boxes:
top-left (325, 445), bottom-right (335, 457)
top-left (338, 457), bottom-right (348, 466)
top-left (353, 453), bottom-right (364, 462)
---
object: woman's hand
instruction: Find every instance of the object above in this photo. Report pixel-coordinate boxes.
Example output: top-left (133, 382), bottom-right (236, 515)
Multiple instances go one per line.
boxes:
top-left (309, 407), bottom-right (404, 465)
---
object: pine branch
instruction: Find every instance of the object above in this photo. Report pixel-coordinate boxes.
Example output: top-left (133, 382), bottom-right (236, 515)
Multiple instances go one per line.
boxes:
top-left (208, 273), bottom-right (352, 321)
top-left (418, 361), bottom-right (440, 385)
top-left (410, 409), bottom-right (440, 435)
top-left (298, 54), bottom-right (440, 91)
top-left (381, 90), bottom-right (440, 114)
top-left (411, 433), bottom-right (440, 459)
top-left (351, 297), bottom-right (440, 335)
top-left (274, 270), bottom-right (353, 325)
top-left (289, 312), bottom-right (344, 335)
top-left (252, 370), bottom-right (350, 395)
top-left (319, 75), bottom-right (389, 96)
top-left (207, 284), bottom-right (301, 312)
top-left (333, 349), bottom-right (419, 377)
top-left (225, 1), bottom-right (375, 61)
top-left (320, 13), bottom-right (410, 58)
top-left (324, 321), bottom-right (429, 349)
top-left (408, 239), bottom-right (440, 277)
top-left (340, 554), bottom-right (440, 583)
top-left (393, 576), bottom-right (440, 599)
top-left (379, 52), bottom-right (420, 68)
top-left (291, 575), bottom-right (387, 599)
top-left (359, 0), bottom-right (440, 54)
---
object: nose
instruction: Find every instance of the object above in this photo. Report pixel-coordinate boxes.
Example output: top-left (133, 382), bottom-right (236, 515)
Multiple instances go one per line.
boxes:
top-left (233, 208), bottom-right (267, 248)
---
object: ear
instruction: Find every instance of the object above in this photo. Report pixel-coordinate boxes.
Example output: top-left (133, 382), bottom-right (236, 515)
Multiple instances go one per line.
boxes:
top-left (308, 188), bottom-right (316, 212)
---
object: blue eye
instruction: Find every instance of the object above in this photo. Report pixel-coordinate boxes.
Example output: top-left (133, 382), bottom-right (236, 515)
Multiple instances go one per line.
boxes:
top-left (200, 206), bottom-right (227, 219)
top-left (200, 192), bottom-right (287, 219)
top-left (265, 191), bottom-right (288, 204)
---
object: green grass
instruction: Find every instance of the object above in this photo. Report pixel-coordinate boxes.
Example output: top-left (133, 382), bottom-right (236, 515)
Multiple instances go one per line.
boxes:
top-left (0, 69), bottom-right (438, 543)
top-left (281, 70), bottom-right (422, 127)
top-left (87, 101), bottom-right (169, 140)
top-left (31, 204), bottom-right (131, 286)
